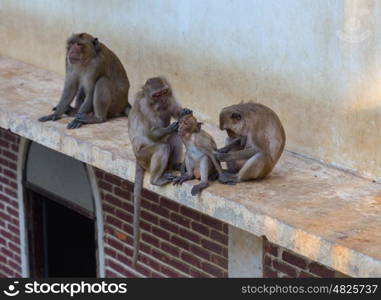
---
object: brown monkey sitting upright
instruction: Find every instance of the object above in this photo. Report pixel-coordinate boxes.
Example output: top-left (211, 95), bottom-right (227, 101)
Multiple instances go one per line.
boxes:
top-left (38, 33), bottom-right (130, 129)
top-left (173, 112), bottom-right (225, 195)
top-left (216, 102), bottom-right (286, 184)
top-left (128, 77), bottom-right (190, 265)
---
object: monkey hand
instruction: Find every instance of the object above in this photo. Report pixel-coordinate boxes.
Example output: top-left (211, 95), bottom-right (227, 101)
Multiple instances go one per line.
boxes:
top-left (168, 121), bottom-right (179, 132)
top-left (216, 146), bottom-right (230, 154)
top-left (218, 172), bottom-right (237, 185)
top-left (179, 108), bottom-right (193, 118)
top-left (214, 151), bottom-right (230, 162)
top-left (38, 113), bottom-right (61, 122)
top-left (67, 118), bottom-right (83, 129)
top-left (239, 136), bottom-right (247, 147)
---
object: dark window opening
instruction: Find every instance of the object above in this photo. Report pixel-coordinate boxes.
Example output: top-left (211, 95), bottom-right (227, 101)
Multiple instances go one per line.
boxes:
top-left (26, 190), bottom-right (97, 277)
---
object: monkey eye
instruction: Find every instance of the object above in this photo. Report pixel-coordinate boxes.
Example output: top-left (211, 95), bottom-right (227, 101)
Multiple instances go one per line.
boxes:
top-left (152, 89), bottom-right (168, 98)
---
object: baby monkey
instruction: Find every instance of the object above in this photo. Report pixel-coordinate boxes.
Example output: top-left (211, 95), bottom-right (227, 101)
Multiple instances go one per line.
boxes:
top-left (173, 110), bottom-right (226, 195)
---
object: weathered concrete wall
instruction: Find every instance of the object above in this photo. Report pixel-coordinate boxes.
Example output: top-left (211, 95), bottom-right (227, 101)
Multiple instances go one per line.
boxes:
top-left (1, 0), bottom-right (381, 179)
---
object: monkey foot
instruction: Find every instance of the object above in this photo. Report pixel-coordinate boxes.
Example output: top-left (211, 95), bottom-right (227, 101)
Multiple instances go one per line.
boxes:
top-left (67, 118), bottom-right (83, 129)
top-left (191, 186), bottom-right (201, 196)
top-left (218, 172), bottom-right (238, 185)
top-left (52, 105), bottom-right (78, 117)
top-left (172, 176), bottom-right (184, 186)
top-left (65, 106), bottom-right (79, 117)
top-left (163, 172), bottom-right (177, 181)
top-left (191, 183), bottom-right (209, 196)
top-left (38, 113), bottom-right (61, 122)
top-left (153, 172), bottom-right (177, 186)
top-left (172, 175), bottom-right (192, 186)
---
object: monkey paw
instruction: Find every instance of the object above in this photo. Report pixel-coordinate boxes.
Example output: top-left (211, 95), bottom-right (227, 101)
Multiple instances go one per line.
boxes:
top-left (172, 175), bottom-right (188, 186)
top-left (239, 136), bottom-right (248, 147)
top-left (74, 112), bottom-right (87, 121)
top-left (179, 108), bottom-right (193, 117)
top-left (214, 151), bottom-right (228, 161)
top-left (172, 176), bottom-right (183, 186)
top-left (163, 172), bottom-right (177, 181)
top-left (218, 172), bottom-right (237, 185)
top-left (191, 185), bottom-right (202, 196)
top-left (168, 121), bottom-right (179, 132)
top-left (38, 113), bottom-right (61, 122)
top-left (67, 118), bottom-right (83, 129)
top-left (216, 147), bottom-right (229, 154)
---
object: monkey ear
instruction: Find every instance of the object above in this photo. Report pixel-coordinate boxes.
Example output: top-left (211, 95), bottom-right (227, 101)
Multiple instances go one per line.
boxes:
top-left (231, 113), bottom-right (241, 121)
top-left (93, 38), bottom-right (101, 52)
top-left (197, 122), bottom-right (203, 131)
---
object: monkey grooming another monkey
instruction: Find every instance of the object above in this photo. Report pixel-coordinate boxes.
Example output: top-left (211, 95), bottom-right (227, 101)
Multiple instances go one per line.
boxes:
top-left (128, 77), bottom-right (190, 265)
top-left (38, 33), bottom-right (130, 129)
top-left (173, 111), bottom-right (226, 195)
top-left (216, 102), bottom-right (286, 184)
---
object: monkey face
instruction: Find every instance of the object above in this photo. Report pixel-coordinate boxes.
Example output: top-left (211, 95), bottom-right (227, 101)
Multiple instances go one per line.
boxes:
top-left (143, 77), bottom-right (173, 110)
top-left (152, 88), bottom-right (170, 103)
top-left (148, 87), bottom-right (172, 111)
top-left (179, 115), bottom-right (201, 137)
top-left (219, 108), bottom-right (245, 138)
top-left (66, 33), bottom-right (98, 64)
top-left (67, 42), bottom-right (84, 64)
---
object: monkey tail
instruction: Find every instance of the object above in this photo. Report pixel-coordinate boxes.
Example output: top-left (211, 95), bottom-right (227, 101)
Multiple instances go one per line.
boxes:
top-left (132, 162), bottom-right (144, 266)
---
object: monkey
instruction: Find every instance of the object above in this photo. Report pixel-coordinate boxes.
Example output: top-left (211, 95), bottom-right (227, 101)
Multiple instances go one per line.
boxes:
top-left (172, 112), bottom-right (227, 195)
top-left (38, 32), bottom-right (130, 129)
top-left (215, 102), bottom-right (286, 184)
top-left (128, 77), bottom-right (191, 265)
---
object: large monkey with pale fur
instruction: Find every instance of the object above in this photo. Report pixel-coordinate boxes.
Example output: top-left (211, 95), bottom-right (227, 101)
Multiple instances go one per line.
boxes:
top-left (128, 77), bottom-right (190, 265)
top-left (216, 102), bottom-right (285, 184)
top-left (39, 33), bottom-right (130, 129)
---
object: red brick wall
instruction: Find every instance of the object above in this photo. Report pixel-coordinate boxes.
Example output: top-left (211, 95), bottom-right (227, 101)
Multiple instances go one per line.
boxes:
top-left (263, 239), bottom-right (346, 278)
top-left (95, 169), bottom-right (228, 278)
top-left (0, 128), bottom-right (21, 277)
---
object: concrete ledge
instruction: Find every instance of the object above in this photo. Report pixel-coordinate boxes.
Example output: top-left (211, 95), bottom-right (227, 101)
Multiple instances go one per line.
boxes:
top-left (1, 56), bottom-right (381, 277)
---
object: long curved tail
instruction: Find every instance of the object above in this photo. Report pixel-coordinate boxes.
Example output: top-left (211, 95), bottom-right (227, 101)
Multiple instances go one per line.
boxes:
top-left (132, 162), bottom-right (144, 266)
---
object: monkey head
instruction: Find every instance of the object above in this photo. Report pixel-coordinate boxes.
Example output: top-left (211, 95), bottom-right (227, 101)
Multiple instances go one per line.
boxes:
top-left (219, 105), bottom-right (247, 138)
top-left (66, 33), bottom-right (100, 65)
top-left (143, 77), bottom-right (173, 111)
top-left (178, 114), bottom-right (202, 138)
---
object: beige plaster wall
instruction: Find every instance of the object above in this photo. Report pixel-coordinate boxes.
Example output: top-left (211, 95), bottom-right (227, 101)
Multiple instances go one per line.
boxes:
top-left (1, 0), bottom-right (381, 179)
